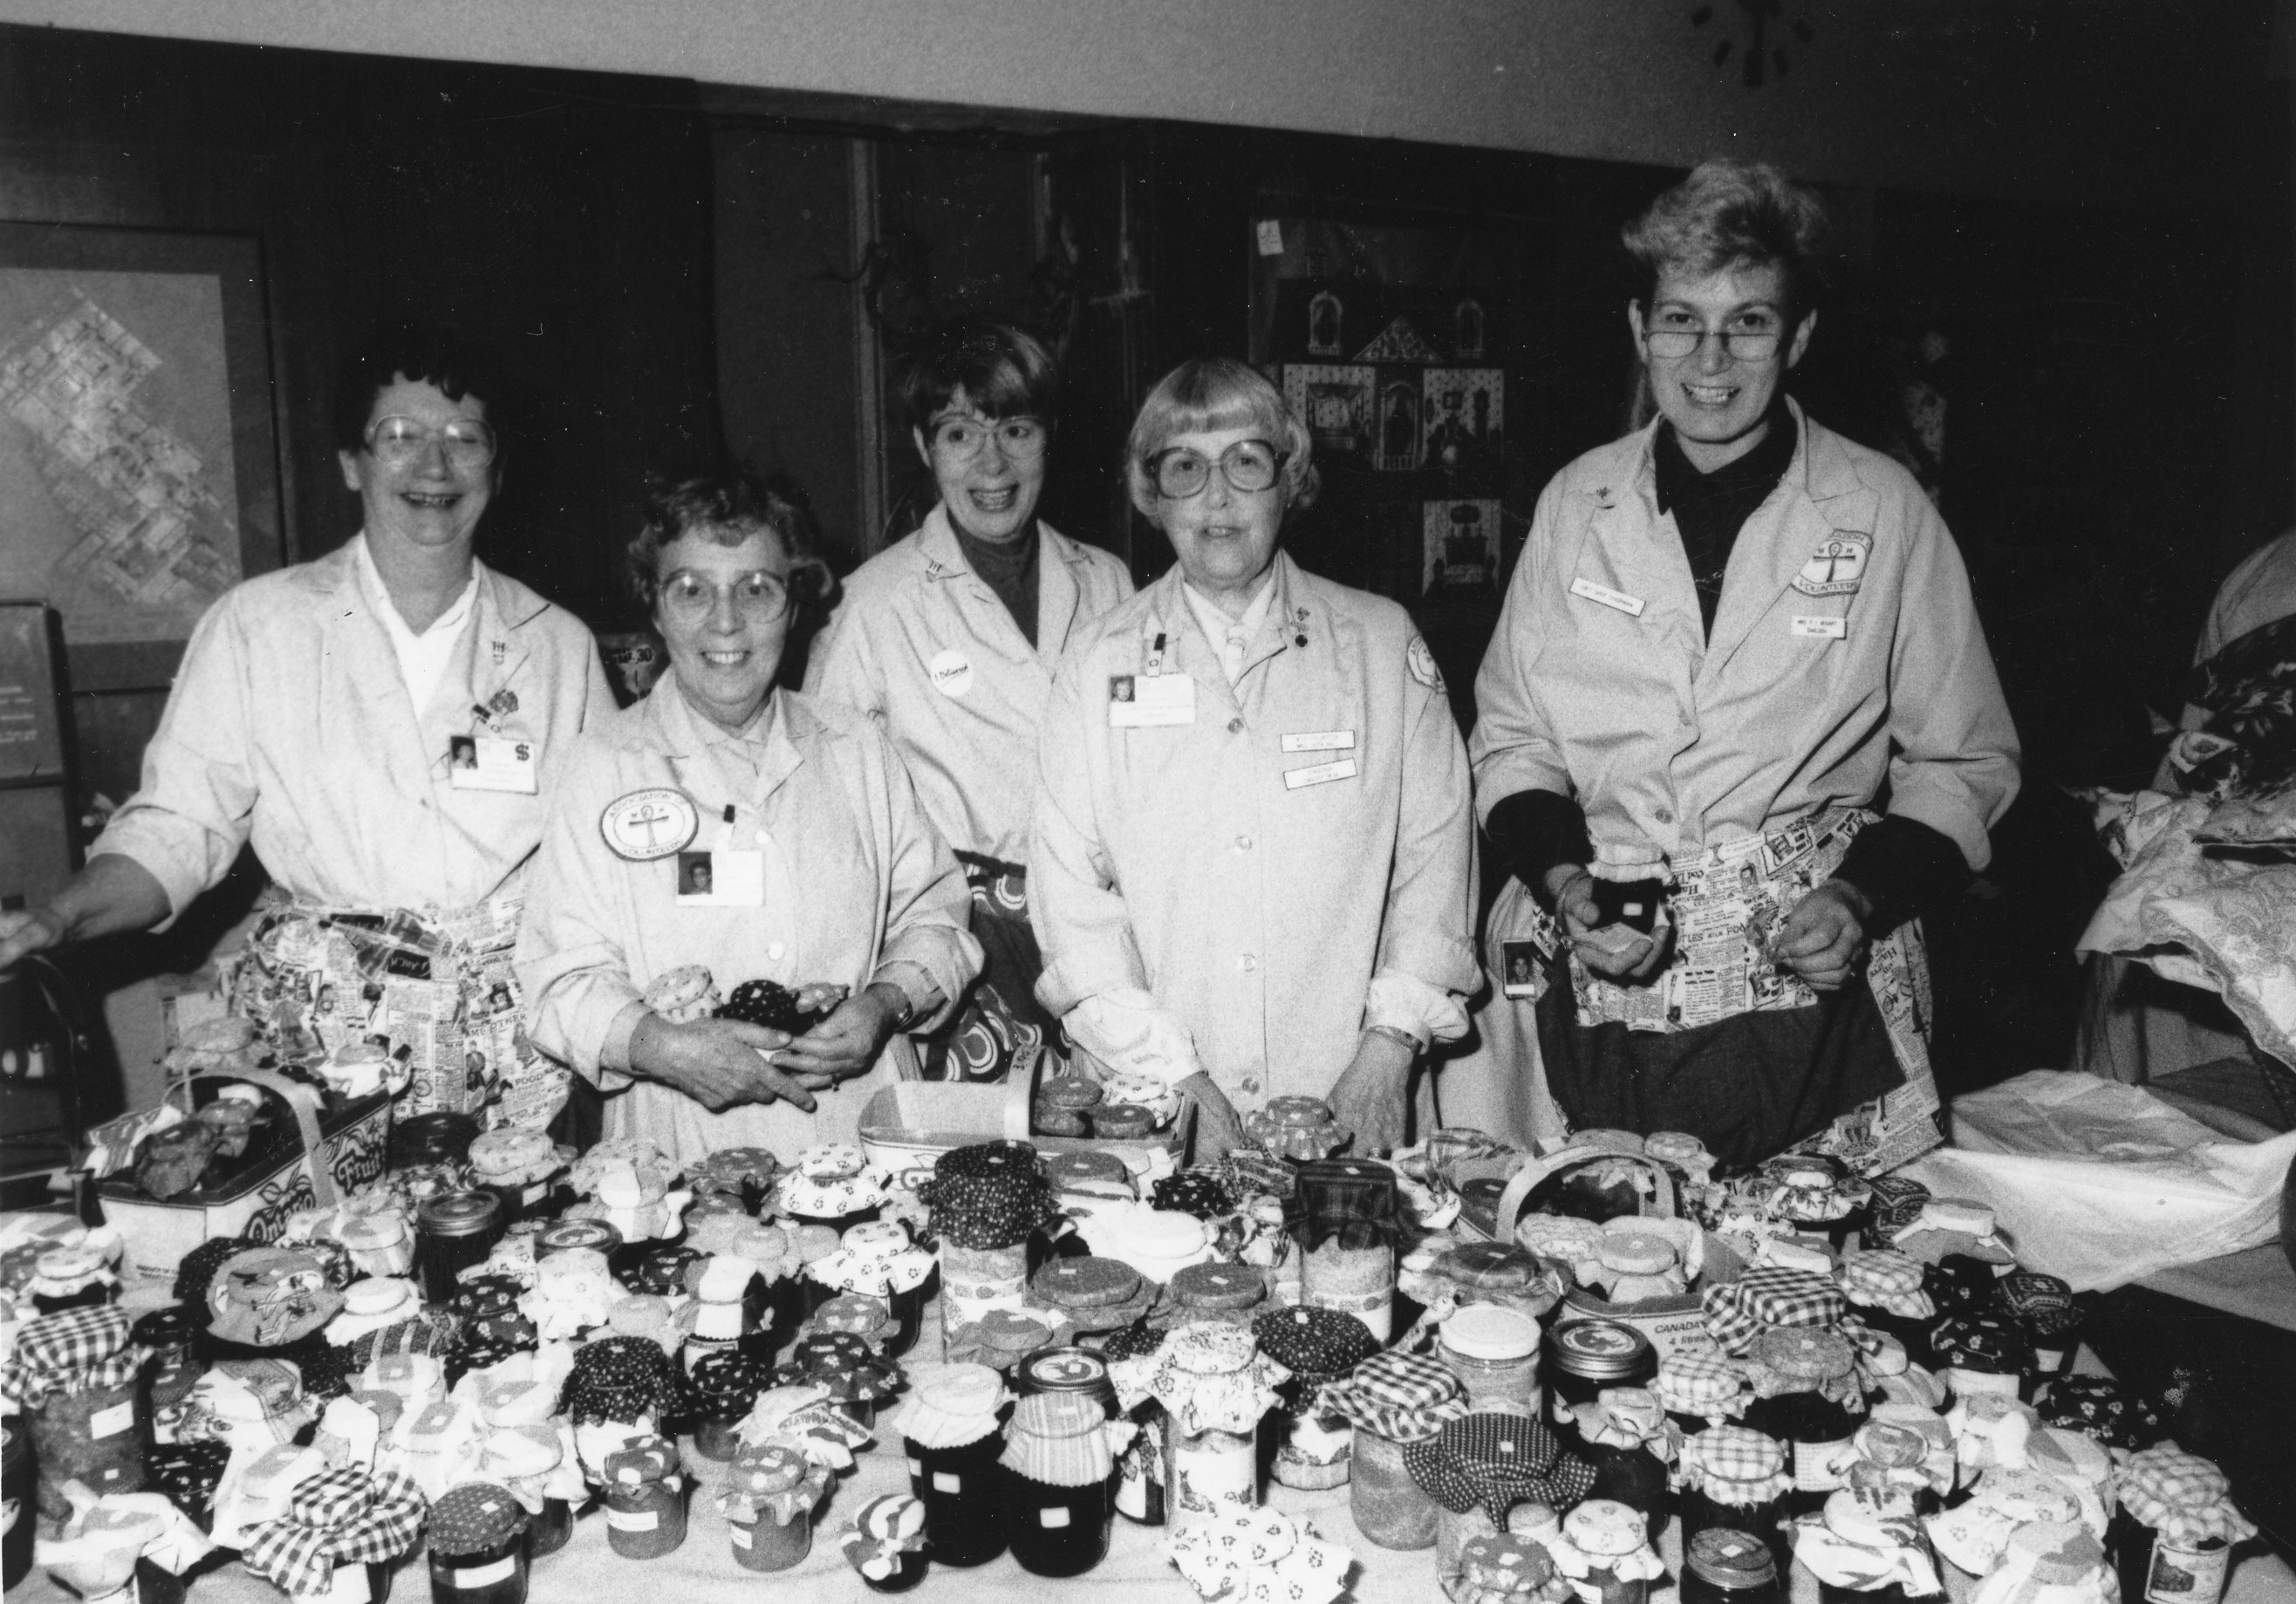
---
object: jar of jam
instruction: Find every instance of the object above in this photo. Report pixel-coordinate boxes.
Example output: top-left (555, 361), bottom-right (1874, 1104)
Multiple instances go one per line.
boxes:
top-left (1794, 1487), bottom-right (1946, 1604)
top-left (415, 1191), bottom-right (502, 1306)
top-left (1653, 1349), bottom-right (1753, 1439)
top-left (1252, 1305), bottom-right (1382, 1492)
top-left (1033, 1075), bottom-right (1102, 1137)
top-left (1319, 1349), bottom-right (1465, 1550)
top-left (426, 1484), bottom-right (530, 1604)
top-left (1838, 1250), bottom-right (1937, 1369)
top-left (601, 1435), bottom-right (686, 1559)
top-left (777, 1143), bottom-right (886, 1236)
top-left (30, 1244), bottom-right (116, 1314)
top-left (1438, 1304), bottom-right (1543, 1416)
top-left (1546, 1319), bottom-right (1657, 1445)
top-left (532, 1218), bottom-right (619, 1260)
top-left (717, 1441), bottom-right (826, 1573)
top-left (1570, 1388), bottom-right (1675, 1544)
top-left (1760, 1156), bottom-right (1869, 1252)
top-left (1167, 1262), bottom-right (1267, 1328)
top-left (1555, 1498), bottom-right (1665, 1604)
top-left (1993, 1273), bottom-right (2084, 1382)
top-left (1739, 1327), bottom-right (1861, 1517)
top-left (999, 1391), bottom-right (1118, 1577)
top-left (1682, 1528), bottom-right (1784, 1604)
top-left (890, 1363), bottom-right (1008, 1568)
top-left (1678, 1425), bottom-right (1793, 1577)
top-left (2110, 1447), bottom-right (2254, 1604)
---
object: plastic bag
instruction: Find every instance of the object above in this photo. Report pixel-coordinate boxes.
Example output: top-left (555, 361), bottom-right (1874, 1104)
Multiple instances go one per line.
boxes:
top-left (1903, 1071), bottom-right (2296, 1292)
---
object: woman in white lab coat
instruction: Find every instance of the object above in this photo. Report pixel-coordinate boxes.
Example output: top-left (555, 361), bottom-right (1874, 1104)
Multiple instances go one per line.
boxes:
top-left (517, 470), bottom-right (981, 1163)
top-left (1028, 358), bottom-right (1479, 1157)
top-left (806, 321), bottom-right (1131, 1083)
top-left (1461, 160), bottom-right (2019, 1172)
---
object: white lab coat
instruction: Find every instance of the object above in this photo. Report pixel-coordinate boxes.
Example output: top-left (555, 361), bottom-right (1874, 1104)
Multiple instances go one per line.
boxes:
top-left (93, 542), bottom-right (615, 919)
top-left (1028, 552), bottom-right (1479, 1113)
top-left (805, 507), bottom-right (1134, 863)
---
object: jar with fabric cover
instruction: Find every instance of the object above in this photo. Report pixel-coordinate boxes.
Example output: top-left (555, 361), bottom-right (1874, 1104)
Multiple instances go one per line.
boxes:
top-left (599, 1435), bottom-right (685, 1559)
top-left (1086, 1328), bottom-right (1172, 1524)
top-left (1317, 1349), bottom-right (1471, 1549)
top-left (1889, 1199), bottom-right (2014, 1314)
top-left (1678, 1423), bottom-right (1794, 1574)
top-left (1438, 1304), bottom-right (1543, 1416)
top-left (1927, 1467), bottom-right (2083, 1579)
top-left (30, 1242), bottom-right (118, 1314)
top-left (1029, 1254), bottom-right (1159, 1348)
top-left (1406, 1411), bottom-right (1598, 1585)
top-left (31, 1478), bottom-right (213, 1604)
top-left (685, 1348), bottom-right (773, 1460)
top-left (777, 1143), bottom-right (889, 1235)
top-left (946, 1306), bottom-right (1076, 1375)
top-left (2, 1422), bottom-right (32, 1589)
top-left (918, 1142), bottom-right (1064, 1357)
top-left (414, 1193), bottom-right (502, 1306)
top-left (2037, 1375), bottom-right (2163, 1453)
top-left (1291, 1160), bottom-right (1402, 1343)
top-left (1836, 1416), bottom-right (1951, 1519)
top-left (1242, 1096), bottom-right (1353, 1162)
top-left (1547, 1320), bottom-right (1657, 1447)
top-left (236, 1464), bottom-right (426, 1603)
top-left (840, 1492), bottom-right (929, 1592)
top-left (1790, 1485), bottom-right (1945, 1604)
top-left (1546, 1497), bottom-right (1668, 1604)
top-left (1760, 1156), bottom-right (1870, 1252)
top-left (1738, 1327), bottom-right (1863, 1515)
top-left (1167, 1261), bottom-right (1268, 1328)
top-left (690, 1146), bottom-right (781, 1214)
top-left (673, 1253), bottom-right (769, 1374)
top-left (459, 1396), bottom-right (578, 1560)
top-left (1111, 1321), bottom-right (1288, 1525)
top-left (2108, 1447), bottom-right (2255, 1604)
top-left (632, 1243), bottom-right (706, 1298)
top-left (1452, 1530), bottom-right (1578, 1604)
top-left (1033, 1073), bottom-right (1103, 1136)
top-left (1252, 1305), bottom-right (1381, 1491)
top-left (465, 1130), bottom-right (566, 1227)
top-left (1683, 1527), bottom-right (1784, 1604)
top-left (998, 1389), bottom-right (1128, 1577)
top-left (1839, 1251), bottom-right (1937, 1368)
top-left (17, 1307), bottom-right (147, 1516)
top-left (888, 1362), bottom-right (1009, 1567)
top-left (1928, 1314), bottom-right (2034, 1403)
top-left (1992, 1273), bottom-right (2082, 1382)
top-left (772, 1331), bottom-right (904, 1429)
top-left (807, 1291), bottom-right (902, 1355)
top-left (1653, 1349), bottom-right (1753, 1438)
top-left (1571, 1387), bottom-right (1677, 1542)
top-left (716, 1439), bottom-right (830, 1572)
top-left (426, 1483), bottom-right (529, 1604)
top-left (1424, 1240), bottom-right (1568, 1322)
top-left (1042, 1149), bottom-right (1135, 1206)
top-left (808, 1220), bottom-right (935, 1357)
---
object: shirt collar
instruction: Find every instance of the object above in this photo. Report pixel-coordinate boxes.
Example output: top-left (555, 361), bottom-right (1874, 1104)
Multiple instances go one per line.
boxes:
top-left (657, 665), bottom-right (782, 754)
top-left (1180, 569), bottom-right (1278, 647)
top-left (352, 532), bottom-right (480, 643)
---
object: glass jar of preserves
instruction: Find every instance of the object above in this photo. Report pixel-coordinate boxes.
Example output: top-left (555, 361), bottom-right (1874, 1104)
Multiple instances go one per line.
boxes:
top-left (1678, 1425), bottom-right (1793, 1577)
top-left (1438, 1304), bottom-right (1543, 1416)
top-left (1682, 1528), bottom-right (1784, 1604)
top-left (889, 1363), bottom-right (1008, 1568)
top-left (1738, 1327), bottom-right (1861, 1517)
top-left (998, 1391), bottom-right (1118, 1578)
top-left (1546, 1319), bottom-right (1656, 1446)
top-left (415, 1192), bottom-right (503, 1306)
top-left (2110, 1447), bottom-right (2254, 1604)
top-left (426, 1485), bottom-right (529, 1604)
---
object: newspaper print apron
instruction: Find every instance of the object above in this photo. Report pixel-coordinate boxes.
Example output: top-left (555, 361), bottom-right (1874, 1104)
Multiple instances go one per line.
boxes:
top-left (919, 852), bottom-right (1056, 1082)
top-left (1527, 807), bottom-right (1944, 1176)
top-left (214, 891), bottom-right (570, 1128)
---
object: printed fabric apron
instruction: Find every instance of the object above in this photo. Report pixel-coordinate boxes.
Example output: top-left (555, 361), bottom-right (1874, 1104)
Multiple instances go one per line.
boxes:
top-left (1524, 807), bottom-right (1944, 1176)
top-left (219, 891), bottom-right (570, 1128)
top-left (919, 852), bottom-right (1057, 1082)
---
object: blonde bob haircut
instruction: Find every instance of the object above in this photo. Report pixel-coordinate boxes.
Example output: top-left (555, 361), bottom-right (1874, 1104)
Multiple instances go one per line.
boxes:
top-left (1124, 357), bottom-right (1319, 517)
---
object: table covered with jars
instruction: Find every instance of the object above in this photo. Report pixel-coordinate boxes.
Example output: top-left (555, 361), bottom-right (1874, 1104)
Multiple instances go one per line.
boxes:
top-left (4, 1077), bottom-right (2290, 1604)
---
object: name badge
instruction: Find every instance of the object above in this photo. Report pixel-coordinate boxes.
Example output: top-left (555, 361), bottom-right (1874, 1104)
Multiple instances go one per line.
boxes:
top-left (1792, 616), bottom-right (1848, 639)
top-left (448, 734), bottom-right (538, 794)
top-left (1284, 756), bottom-right (1358, 790)
top-left (1109, 672), bottom-right (1195, 727)
top-left (675, 848), bottom-right (766, 906)
top-left (1281, 730), bottom-right (1355, 753)
top-left (1570, 577), bottom-right (1645, 617)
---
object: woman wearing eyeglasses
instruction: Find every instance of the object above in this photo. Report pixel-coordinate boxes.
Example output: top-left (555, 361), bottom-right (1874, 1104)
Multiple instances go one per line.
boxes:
top-left (805, 320), bottom-right (1131, 1085)
top-left (0, 325), bottom-right (613, 1111)
top-left (516, 470), bottom-right (981, 1160)
top-left (1459, 160), bottom-right (2019, 1172)
top-left (1028, 358), bottom-right (1478, 1157)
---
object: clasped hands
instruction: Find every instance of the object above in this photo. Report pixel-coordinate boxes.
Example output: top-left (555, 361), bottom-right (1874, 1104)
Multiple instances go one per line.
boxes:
top-left (629, 980), bottom-right (907, 1113)
top-left (1544, 863), bottom-right (1873, 992)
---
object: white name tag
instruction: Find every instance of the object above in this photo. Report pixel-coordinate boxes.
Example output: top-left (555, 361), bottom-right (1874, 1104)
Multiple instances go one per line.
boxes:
top-left (448, 734), bottom-right (539, 794)
top-left (1281, 730), bottom-right (1355, 753)
top-left (1108, 672), bottom-right (1195, 727)
top-left (1792, 615), bottom-right (1847, 639)
top-left (1570, 577), bottom-right (1645, 617)
top-left (933, 1472), bottom-right (962, 1493)
top-left (91, 1401), bottom-right (135, 1438)
top-left (1284, 757), bottom-right (1358, 790)
top-left (1038, 1505), bottom-right (1073, 1529)
top-left (675, 847), bottom-right (765, 906)
top-left (454, 1558), bottom-right (518, 1588)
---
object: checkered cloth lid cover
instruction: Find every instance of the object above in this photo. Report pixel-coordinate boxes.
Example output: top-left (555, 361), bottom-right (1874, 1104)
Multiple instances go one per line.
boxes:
top-left (1675, 1424), bottom-right (1790, 1502)
top-left (241, 1468), bottom-right (427, 1598)
top-left (3, 1305), bottom-right (139, 1408)
top-left (1701, 1267), bottom-right (1846, 1355)
top-left (1314, 1348), bottom-right (1469, 1443)
top-left (2115, 1448), bottom-right (2258, 1546)
top-left (1404, 1412), bottom-right (1597, 1522)
top-left (1840, 1251), bottom-right (1935, 1320)
top-left (1651, 1350), bottom-right (1750, 1416)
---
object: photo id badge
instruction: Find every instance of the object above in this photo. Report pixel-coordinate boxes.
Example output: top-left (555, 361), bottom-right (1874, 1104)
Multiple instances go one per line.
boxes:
top-left (448, 734), bottom-right (539, 794)
top-left (1500, 940), bottom-right (1542, 1000)
top-left (1108, 672), bottom-right (1196, 727)
top-left (675, 848), bottom-right (766, 906)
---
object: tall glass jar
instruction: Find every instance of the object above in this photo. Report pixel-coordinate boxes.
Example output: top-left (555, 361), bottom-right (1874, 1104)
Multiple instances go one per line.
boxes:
top-left (1678, 1425), bottom-right (1792, 1577)
top-left (2110, 1447), bottom-right (2254, 1604)
top-left (892, 1362), bottom-right (1009, 1569)
top-left (1571, 1388), bottom-right (1674, 1544)
top-left (1293, 1160), bottom-right (1400, 1342)
top-left (1547, 1319), bottom-right (1656, 1447)
top-left (998, 1391), bottom-right (1118, 1578)
top-left (1251, 1306), bottom-right (1382, 1492)
top-left (1438, 1305), bottom-right (1542, 1417)
top-left (1739, 1327), bottom-right (1861, 1518)
top-left (1682, 1528), bottom-right (1784, 1604)
top-left (1317, 1349), bottom-right (1466, 1551)
top-left (415, 1192), bottom-right (503, 1306)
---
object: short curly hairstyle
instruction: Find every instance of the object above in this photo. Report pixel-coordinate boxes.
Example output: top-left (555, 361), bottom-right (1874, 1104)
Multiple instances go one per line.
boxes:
top-left (1622, 158), bottom-right (1829, 318)
top-left (896, 318), bottom-right (1060, 436)
top-left (625, 468), bottom-right (830, 619)
top-left (1124, 358), bottom-right (1318, 518)
top-left (332, 323), bottom-right (512, 458)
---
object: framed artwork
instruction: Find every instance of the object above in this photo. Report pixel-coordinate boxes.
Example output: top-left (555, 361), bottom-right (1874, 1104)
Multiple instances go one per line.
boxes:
top-left (1281, 364), bottom-right (1376, 461)
top-left (0, 223), bottom-right (284, 692)
top-left (1423, 499), bottom-right (1501, 596)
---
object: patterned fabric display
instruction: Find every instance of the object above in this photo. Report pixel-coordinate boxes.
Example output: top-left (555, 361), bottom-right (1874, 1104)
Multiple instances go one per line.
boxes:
top-left (1403, 1413), bottom-right (1596, 1521)
top-left (241, 1467), bottom-right (427, 1598)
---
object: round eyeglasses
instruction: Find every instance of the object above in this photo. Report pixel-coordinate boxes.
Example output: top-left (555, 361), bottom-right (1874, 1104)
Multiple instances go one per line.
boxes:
top-left (928, 414), bottom-right (1048, 461)
top-left (366, 415), bottom-right (497, 468)
top-left (657, 569), bottom-right (792, 623)
top-left (1148, 440), bottom-right (1287, 500)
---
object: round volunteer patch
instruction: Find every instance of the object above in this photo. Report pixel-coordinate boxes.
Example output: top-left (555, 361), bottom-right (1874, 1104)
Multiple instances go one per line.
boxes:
top-left (599, 787), bottom-right (700, 862)
top-left (1407, 636), bottom-right (1445, 691)
top-left (927, 648), bottom-right (974, 698)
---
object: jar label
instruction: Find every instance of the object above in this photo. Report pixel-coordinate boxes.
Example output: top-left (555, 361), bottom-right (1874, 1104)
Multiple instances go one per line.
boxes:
top-left (933, 1472), bottom-right (961, 1493)
top-left (90, 1402), bottom-right (136, 1439)
top-left (1794, 1437), bottom-right (1853, 1493)
top-left (1038, 1505), bottom-right (1072, 1529)
top-left (906, 1457), bottom-right (923, 1478)
top-left (606, 1507), bottom-right (659, 1531)
top-left (1174, 1439), bottom-right (1257, 1513)
top-left (730, 1525), bottom-right (753, 1549)
top-left (2149, 1542), bottom-right (2229, 1604)
top-left (454, 1558), bottom-right (517, 1588)
top-left (1306, 1287), bottom-right (1392, 1344)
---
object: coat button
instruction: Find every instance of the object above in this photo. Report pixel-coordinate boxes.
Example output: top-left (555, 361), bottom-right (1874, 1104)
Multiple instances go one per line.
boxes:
top-left (1653, 807), bottom-right (1673, 824)
top-left (1240, 953), bottom-right (1258, 973)
top-left (1227, 717), bottom-right (1243, 734)
top-left (1235, 835), bottom-right (1253, 851)
top-left (1240, 1076), bottom-right (1260, 1095)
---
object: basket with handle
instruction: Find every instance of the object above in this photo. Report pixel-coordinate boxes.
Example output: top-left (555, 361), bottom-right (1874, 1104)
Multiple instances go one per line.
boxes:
top-left (96, 1066), bottom-right (393, 1292)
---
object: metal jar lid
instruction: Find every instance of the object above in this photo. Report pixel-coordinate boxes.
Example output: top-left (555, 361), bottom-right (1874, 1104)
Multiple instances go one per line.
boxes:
top-left (1687, 1528), bottom-right (1780, 1591)
top-left (1013, 1346), bottom-right (1118, 1417)
top-left (1548, 1318), bottom-right (1654, 1382)
top-left (534, 1218), bottom-right (621, 1257)
top-left (416, 1191), bottom-right (503, 1239)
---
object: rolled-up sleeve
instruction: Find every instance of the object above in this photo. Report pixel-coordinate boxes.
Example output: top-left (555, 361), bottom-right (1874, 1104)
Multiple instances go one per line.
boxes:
top-left (864, 726), bottom-right (981, 1033)
top-left (1372, 647), bottom-right (1480, 1023)
top-left (1468, 479), bottom-right (1575, 825)
top-left (514, 744), bottom-right (646, 1085)
top-left (90, 594), bottom-right (261, 925)
top-left (1880, 502), bottom-right (2021, 871)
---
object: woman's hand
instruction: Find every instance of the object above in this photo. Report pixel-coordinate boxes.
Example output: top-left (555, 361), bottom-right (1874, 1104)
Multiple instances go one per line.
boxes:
top-left (1772, 881), bottom-right (1872, 992)
top-left (768, 981), bottom-right (906, 1086)
top-left (627, 1014), bottom-right (814, 1113)
top-left (1328, 1029), bottom-right (1416, 1157)
top-left (0, 907), bottom-right (65, 972)
top-left (1177, 1071), bottom-right (1246, 1164)
top-left (1546, 864), bottom-right (1671, 982)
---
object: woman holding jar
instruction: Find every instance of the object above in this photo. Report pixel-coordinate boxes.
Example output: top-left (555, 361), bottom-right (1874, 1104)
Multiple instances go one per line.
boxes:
top-left (516, 469), bottom-right (981, 1163)
top-left (1027, 358), bottom-right (1478, 1157)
